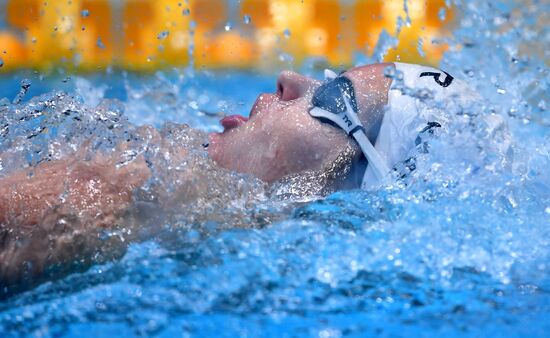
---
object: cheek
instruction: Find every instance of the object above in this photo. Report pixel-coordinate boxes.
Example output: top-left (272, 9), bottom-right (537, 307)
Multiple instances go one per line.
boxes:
top-left (208, 99), bottom-right (345, 180)
top-left (269, 115), bottom-right (335, 170)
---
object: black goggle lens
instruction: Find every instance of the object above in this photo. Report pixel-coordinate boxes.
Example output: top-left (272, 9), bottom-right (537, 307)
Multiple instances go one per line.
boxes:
top-left (311, 76), bottom-right (359, 114)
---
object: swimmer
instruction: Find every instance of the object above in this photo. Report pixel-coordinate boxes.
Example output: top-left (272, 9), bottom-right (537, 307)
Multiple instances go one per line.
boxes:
top-left (0, 62), bottom-right (479, 291)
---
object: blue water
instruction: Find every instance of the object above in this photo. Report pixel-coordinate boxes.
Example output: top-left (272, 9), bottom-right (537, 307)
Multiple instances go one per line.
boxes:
top-left (1, 0), bottom-right (549, 337)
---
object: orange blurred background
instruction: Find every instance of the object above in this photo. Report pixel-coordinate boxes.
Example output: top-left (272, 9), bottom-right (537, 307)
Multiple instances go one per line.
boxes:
top-left (0, 0), bottom-right (455, 72)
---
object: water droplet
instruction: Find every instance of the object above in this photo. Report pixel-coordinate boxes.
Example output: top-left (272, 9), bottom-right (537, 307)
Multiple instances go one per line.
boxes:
top-left (182, 8), bottom-right (190, 16)
top-left (157, 31), bottom-right (169, 40)
top-left (383, 65), bottom-right (396, 78)
top-left (417, 38), bottom-right (425, 57)
top-left (243, 15), bottom-right (251, 24)
top-left (81, 9), bottom-right (90, 17)
top-left (96, 37), bottom-right (105, 49)
top-left (224, 22), bottom-right (232, 31)
top-left (278, 52), bottom-right (293, 63)
top-left (13, 79), bottom-right (32, 104)
top-left (31, 37), bottom-right (37, 44)
top-left (21, 78), bottom-right (32, 88)
top-left (283, 28), bottom-right (291, 39)
top-left (438, 8), bottom-right (447, 21)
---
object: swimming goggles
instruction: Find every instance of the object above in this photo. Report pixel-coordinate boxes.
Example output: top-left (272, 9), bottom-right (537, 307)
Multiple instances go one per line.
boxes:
top-left (309, 69), bottom-right (391, 189)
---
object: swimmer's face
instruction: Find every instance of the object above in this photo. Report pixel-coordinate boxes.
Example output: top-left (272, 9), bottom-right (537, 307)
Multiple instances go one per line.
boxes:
top-left (208, 63), bottom-right (393, 183)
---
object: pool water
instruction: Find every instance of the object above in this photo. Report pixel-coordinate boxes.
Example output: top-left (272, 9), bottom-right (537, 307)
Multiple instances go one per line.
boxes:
top-left (1, 0), bottom-right (549, 337)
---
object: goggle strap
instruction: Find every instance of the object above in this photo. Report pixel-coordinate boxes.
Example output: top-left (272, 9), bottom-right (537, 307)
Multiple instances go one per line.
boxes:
top-left (310, 75), bottom-right (390, 188)
top-left (349, 125), bottom-right (365, 135)
top-left (309, 107), bottom-right (353, 132)
top-left (309, 106), bottom-right (390, 186)
top-left (324, 69), bottom-right (338, 81)
top-left (352, 130), bottom-right (391, 187)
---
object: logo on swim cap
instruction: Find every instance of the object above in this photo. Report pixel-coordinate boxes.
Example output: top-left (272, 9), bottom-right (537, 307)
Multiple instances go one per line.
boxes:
top-left (420, 71), bottom-right (454, 87)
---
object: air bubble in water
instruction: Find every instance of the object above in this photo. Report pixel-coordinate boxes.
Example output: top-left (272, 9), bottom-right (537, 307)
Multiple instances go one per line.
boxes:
top-left (0, 58), bottom-right (3, 68)
top-left (182, 8), bottom-right (190, 16)
top-left (243, 15), bottom-right (251, 25)
top-left (224, 22), bottom-right (232, 31)
top-left (81, 9), bottom-right (90, 17)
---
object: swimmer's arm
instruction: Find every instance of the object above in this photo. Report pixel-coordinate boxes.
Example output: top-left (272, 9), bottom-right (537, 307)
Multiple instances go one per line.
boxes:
top-left (0, 154), bottom-right (150, 227)
top-left (0, 153), bottom-right (151, 288)
top-left (0, 125), bottom-right (161, 227)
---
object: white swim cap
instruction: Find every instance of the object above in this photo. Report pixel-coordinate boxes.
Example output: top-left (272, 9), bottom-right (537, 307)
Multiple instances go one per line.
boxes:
top-left (309, 62), bottom-right (483, 190)
top-left (361, 62), bottom-right (482, 189)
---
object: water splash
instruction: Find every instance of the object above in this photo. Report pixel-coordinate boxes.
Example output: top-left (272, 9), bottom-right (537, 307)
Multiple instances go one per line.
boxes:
top-left (0, 0), bottom-right (549, 336)
top-left (12, 79), bottom-right (31, 104)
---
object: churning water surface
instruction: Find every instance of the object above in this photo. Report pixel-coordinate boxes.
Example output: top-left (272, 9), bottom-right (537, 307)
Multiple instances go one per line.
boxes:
top-left (0, 0), bottom-right (549, 337)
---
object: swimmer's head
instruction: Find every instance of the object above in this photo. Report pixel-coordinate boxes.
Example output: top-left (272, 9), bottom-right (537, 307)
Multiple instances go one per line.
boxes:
top-left (207, 63), bottom-right (394, 189)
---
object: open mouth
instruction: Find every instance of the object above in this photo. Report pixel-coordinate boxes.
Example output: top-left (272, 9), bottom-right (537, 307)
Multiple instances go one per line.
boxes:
top-left (220, 114), bottom-right (249, 131)
top-left (218, 93), bottom-right (277, 132)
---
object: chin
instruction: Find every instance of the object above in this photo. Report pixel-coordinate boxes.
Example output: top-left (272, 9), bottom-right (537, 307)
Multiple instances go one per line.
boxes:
top-left (206, 133), bottom-right (222, 162)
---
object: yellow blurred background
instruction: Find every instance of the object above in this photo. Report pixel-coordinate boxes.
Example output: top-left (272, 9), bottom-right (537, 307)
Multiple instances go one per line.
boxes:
top-left (0, 0), bottom-right (455, 72)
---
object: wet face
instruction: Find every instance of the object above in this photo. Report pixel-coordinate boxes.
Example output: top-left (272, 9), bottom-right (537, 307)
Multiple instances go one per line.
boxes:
top-left (208, 63), bottom-right (394, 183)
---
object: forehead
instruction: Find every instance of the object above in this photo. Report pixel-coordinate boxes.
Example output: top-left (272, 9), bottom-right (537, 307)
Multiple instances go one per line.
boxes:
top-left (341, 63), bottom-right (394, 101)
top-left (343, 63), bottom-right (393, 85)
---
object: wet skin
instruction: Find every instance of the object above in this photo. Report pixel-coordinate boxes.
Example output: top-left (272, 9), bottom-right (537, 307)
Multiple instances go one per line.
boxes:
top-left (0, 63), bottom-right (394, 288)
top-left (208, 63), bottom-right (394, 183)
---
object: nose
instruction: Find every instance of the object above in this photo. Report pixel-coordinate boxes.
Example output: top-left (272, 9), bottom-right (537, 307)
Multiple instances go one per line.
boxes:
top-left (276, 71), bottom-right (320, 101)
